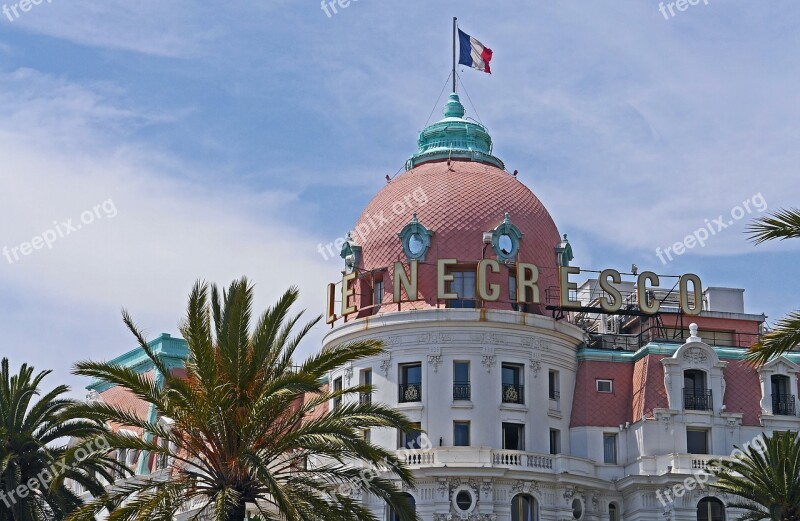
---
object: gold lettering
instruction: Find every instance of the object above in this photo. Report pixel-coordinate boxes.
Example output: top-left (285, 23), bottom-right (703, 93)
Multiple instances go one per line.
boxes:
top-left (437, 259), bottom-right (458, 300)
top-left (477, 259), bottom-right (500, 301)
top-left (599, 269), bottom-right (623, 313)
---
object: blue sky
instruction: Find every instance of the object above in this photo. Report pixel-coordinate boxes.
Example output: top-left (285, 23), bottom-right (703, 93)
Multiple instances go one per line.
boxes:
top-left (0, 1), bottom-right (798, 395)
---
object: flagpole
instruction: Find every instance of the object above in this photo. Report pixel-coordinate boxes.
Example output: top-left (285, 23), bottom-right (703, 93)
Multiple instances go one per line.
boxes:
top-left (452, 17), bottom-right (457, 93)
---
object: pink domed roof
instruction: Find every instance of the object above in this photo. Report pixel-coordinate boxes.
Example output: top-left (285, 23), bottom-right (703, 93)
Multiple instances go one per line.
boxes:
top-left (350, 159), bottom-right (562, 315)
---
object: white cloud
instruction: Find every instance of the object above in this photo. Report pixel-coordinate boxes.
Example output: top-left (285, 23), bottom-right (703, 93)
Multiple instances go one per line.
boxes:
top-left (0, 68), bottom-right (333, 394)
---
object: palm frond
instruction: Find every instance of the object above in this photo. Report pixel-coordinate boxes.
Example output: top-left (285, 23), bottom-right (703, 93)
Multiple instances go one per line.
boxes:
top-left (747, 208), bottom-right (800, 244)
top-left (747, 310), bottom-right (800, 365)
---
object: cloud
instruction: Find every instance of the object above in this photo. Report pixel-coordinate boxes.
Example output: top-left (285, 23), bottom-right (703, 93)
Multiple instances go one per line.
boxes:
top-left (0, 68), bottom-right (333, 394)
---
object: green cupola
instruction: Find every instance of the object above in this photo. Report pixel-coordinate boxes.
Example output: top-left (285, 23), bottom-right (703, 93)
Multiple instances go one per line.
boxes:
top-left (406, 93), bottom-right (504, 170)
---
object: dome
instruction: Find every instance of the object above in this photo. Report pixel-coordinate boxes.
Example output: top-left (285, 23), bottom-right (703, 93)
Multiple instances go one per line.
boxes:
top-left (352, 160), bottom-right (561, 315)
top-left (345, 93), bottom-right (562, 316)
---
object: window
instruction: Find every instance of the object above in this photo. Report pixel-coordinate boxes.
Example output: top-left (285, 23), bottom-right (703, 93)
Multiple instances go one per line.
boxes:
top-left (684, 370), bottom-right (712, 411)
top-left (373, 279), bottom-right (384, 312)
top-left (697, 497), bottom-right (725, 521)
top-left (772, 375), bottom-right (795, 416)
top-left (511, 494), bottom-right (537, 521)
top-left (454, 421), bottom-right (470, 446)
top-left (549, 429), bottom-right (561, 455)
top-left (453, 361), bottom-right (471, 400)
top-left (596, 379), bottom-right (613, 393)
top-left (360, 369), bottom-right (372, 404)
top-left (549, 370), bottom-right (560, 400)
top-left (400, 422), bottom-right (422, 449)
top-left (455, 490), bottom-right (473, 512)
top-left (687, 428), bottom-right (709, 455)
top-left (363, 429), bottom-right (371, 443)
top-left (608, 503), bottom-right (618, 521)
top-left (572, 498), bottom-right (583, 520)
top-left (502, 364), bottom-right (524, 404)
top-left (389, 493), bottom-right (416, 521)
top-left (502, 423), bottom-right (525, 450)
top-left (154, 437), bottom-right (169, 470)
top-left (399, 363), bottom-right (422, 403)
top-left (446, 270), bottom-right (476, 308)
top-left (603, 434), bottom-right (618, 464)
top-left (333, 376), bottom-right (343, 411)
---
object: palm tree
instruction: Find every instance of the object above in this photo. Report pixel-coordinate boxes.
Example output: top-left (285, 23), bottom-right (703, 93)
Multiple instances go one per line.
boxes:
top-left (69, 278), bottom-right (419, 521)
top-left (709, 430), bottom-right (800, 520)
top-left (0, 359), bottom-right (121, 521)
top-left (746, 209), bottom-right (800, 364)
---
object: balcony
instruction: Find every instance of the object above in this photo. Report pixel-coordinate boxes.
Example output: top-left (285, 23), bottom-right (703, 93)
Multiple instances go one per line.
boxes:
top-left (502, 384), bottom-right (525, 404)
top-left (393, 447), bottom-right (596, 476)
top-left (453, 383), bottom-right (471, 401)
top-left (359, 392), bottom-right (372, 405)
top-left (773, 394), bottom-right (796, 416)
top-left (684, 388), bottom-right (713, 411)
top-left (399, 383), bottom-right (422, 403)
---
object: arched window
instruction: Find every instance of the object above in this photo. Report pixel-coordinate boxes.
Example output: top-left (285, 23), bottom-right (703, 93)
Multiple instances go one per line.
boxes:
top-left (697, 497), bottom-right (725, 521)
top-left (389, 493), bottom-right (415, 521)
top-left (608, 503), bottom-right (618, 521)
top-left (684, 369), bottom-right (712, 410)
top-left (512, 494), bottom-right (538, 521)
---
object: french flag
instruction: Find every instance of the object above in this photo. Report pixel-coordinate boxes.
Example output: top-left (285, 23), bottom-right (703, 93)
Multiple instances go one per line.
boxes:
top-left (458, 29), bottom-right (493, 74)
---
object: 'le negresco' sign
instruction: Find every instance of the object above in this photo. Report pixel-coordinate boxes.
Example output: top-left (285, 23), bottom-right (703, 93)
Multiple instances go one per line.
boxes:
top-left (325, 260), bottom-right (702, 324)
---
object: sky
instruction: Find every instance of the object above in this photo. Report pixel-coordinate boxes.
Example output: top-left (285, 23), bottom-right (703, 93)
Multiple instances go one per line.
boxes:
top-left (0, 1), bottom-right (798, 396)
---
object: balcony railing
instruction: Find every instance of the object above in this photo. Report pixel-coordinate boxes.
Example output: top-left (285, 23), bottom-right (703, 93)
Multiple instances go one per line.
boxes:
top-left (549, 390), bottom-right (561, 400)
top-left (359, 392), bottom-right (372, 405)
top-left (684, 388), bottom-right (713, 411)
top-left (773, 394), bottom-right (796, 416)
top-left (502, 384), bottom-right (525, 404)
top-left (453, 383), bottom-right (471, 401)
top-left (399, 383), bottom-right (422, 403)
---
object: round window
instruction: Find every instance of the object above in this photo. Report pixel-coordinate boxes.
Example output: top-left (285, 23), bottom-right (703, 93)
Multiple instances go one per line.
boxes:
top-left (499, 234), bottom-right (514, 255)
top-left (572, 498), bottom-right (583, 519)
top-left (408, 233), bottom-right (425, 255)
top-left (456, 490), bottom-right (473, 512)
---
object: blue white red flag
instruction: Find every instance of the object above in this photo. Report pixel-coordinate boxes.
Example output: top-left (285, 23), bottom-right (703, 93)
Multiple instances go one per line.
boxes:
top-left (458, 29), bottom-right (493, 74)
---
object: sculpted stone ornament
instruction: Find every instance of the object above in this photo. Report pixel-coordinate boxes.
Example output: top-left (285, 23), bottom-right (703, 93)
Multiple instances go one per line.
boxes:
top-left (428, 354), bottom-right (443, 373)
top-left (683, 347), bottom-right (708, 365)
top-left (482, 355), bottom-right (496, 373)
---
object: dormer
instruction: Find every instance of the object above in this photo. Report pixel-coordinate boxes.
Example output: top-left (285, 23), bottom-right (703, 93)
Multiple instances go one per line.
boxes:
top-left (662, 324), bottom-right (728, 413)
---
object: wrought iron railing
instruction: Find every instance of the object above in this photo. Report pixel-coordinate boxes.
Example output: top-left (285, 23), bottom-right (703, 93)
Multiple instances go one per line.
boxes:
top-left (359, 392), bottom-right (372, 405)
top-left (773, 394), bottom-right (796, 416)
top-left (453, 383), bottom-right (471, 401)
top-left (684, 388), bottom-right (713, 411)
top-left (399, 383), bottom-right (422, 403)
top-left (502, 384), bottom-right (525, 404)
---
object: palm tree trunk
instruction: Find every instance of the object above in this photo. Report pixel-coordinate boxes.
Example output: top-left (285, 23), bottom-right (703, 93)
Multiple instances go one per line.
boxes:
top-left (226, 500), bottom-right (247, 521)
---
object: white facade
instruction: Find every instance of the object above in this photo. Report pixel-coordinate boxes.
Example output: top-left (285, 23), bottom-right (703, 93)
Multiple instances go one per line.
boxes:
top-left (325, 309), bottom-right (798, 521)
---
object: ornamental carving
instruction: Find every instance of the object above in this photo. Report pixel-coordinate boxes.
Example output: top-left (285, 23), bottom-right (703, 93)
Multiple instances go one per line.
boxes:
top-left (428, 355), bottom-right (443, 373)
top-left (480, 480), bottom-right (493, 497)
top-left (683, 347), bottom-right (708, 365)
top-left (343, 363), bottom-right (353, 385)
top-left (380, 353), bottom-right (391, 377)
top-left (437, 480), bottom-right (450, 498)
top-left (433, 515), bottom-right (453, 521)
top-left (482, 355), bottom-right (496, 373)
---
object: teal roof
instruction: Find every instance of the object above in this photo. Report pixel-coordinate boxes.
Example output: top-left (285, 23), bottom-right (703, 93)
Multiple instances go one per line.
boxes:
top-left (578, 341), bottom-right (800, 364)
top-left (406, 93), bottom-right (504, 170)
top-left (86, 333), bottom-right (189, 392)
